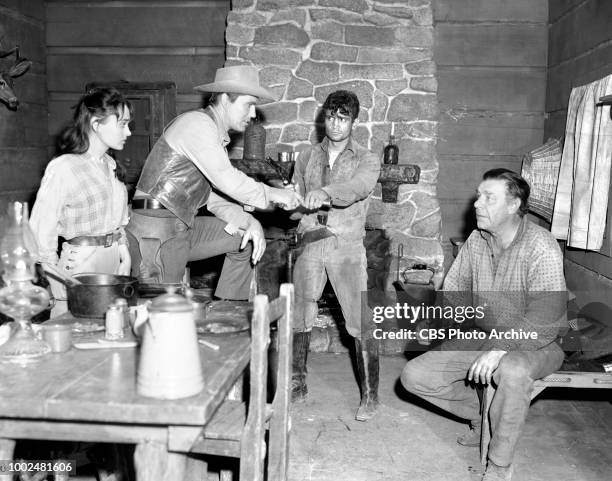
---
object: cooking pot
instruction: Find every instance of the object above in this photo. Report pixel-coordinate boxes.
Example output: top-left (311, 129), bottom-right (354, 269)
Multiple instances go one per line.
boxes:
top-left (67, 273), bottom-right (138, 318)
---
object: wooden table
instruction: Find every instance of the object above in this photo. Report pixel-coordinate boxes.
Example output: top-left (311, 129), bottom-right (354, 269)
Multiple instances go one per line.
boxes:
top-left (0, 301), bottom-right (251, 481)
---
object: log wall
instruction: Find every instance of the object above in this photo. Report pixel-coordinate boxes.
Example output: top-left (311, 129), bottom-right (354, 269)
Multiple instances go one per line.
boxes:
top-left (546, 0), bottom-right (612, 305)
top-left (434, 0), bottom-right (549, 246)
top-left (45, 0), bottom-right (229, 149)
top-left (0, 0), bottom-right (47, 212)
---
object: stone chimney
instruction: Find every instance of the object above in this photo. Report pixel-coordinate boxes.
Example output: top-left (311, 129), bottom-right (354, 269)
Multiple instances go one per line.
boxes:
top-left (227, 0), bottom-right (444, 351)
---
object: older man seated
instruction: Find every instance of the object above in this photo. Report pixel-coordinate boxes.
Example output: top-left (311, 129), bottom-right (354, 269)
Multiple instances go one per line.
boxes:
top-left (401, 169), bottom-right (567, 481)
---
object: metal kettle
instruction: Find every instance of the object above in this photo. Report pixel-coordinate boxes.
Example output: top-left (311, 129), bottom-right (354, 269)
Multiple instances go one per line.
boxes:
top-left (136, 288), bottom-right (203, 399)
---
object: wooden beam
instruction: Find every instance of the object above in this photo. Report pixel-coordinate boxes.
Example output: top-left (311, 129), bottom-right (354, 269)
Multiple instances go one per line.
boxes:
top-left (0, 419), bottom-right (167, 444)
top-left (47, 47), bottom-right (224, 56)
top-left (46, 1), bottom-right (228, 7)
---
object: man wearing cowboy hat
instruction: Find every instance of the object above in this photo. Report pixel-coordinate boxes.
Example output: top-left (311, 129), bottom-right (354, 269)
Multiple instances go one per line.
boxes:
top-left (126, 65), bottom-right (302, 299)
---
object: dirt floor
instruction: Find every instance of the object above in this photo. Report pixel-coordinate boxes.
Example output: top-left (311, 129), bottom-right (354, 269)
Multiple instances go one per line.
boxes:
top-left (288, 352), bottom-right (612, 481)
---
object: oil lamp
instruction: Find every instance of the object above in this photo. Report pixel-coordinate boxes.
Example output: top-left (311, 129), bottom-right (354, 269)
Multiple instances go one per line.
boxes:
top-left (0, 201), bottom-right (51, 361)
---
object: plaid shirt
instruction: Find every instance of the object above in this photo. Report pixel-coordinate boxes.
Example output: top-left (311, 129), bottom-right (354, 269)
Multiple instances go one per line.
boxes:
top-left (444, 216), bottom-right (567, 351)
top-left (292, 137), bottom-right (380, 241)
top-left (30, 153), bottom-right (128, 265)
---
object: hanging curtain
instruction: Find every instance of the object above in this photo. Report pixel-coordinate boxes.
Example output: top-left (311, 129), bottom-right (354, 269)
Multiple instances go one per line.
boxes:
top-left (551, 74), bottom-right (612, 250)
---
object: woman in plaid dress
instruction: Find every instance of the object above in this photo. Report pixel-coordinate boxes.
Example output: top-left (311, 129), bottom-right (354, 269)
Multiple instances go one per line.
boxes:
top-left (30, 87), bottom-right (133, 316)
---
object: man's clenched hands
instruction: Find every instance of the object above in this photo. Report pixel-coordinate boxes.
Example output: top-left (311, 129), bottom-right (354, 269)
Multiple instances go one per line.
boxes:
top-left (269, 187), bottom-right (303, 210)
top-left (303, 189), bottom-right (330, 210)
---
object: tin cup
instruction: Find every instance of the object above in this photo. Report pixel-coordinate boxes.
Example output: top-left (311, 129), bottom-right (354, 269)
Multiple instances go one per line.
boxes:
top-left (278, 151), bottom-right (296, 163)
top-left (42, 323), bottom-right (73, 353)
top-left (191, 295), bottom-right (211, 321)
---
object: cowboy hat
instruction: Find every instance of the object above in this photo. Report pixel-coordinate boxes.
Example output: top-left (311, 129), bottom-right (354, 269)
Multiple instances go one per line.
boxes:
top-left (194, 65), bottom-right (276, 102)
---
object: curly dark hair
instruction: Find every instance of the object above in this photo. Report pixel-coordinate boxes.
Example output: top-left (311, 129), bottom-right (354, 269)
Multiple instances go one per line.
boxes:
top-left (322, 90), bottom-right (360, 120)
top-left (57, 87), bottom-right (133, 155)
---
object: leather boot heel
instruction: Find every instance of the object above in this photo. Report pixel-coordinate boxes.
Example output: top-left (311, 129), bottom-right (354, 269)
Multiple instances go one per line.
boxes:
top-left (291, 331), bottom-right (311, 403)
top-left (355, 337), bottom-right (380, 421)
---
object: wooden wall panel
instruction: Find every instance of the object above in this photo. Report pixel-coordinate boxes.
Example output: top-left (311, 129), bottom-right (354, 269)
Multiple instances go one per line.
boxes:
top-left (546, 42), bottom-right (612, 113)
top-left (436, 25), bottom-right (547, 67)
top-left (46, 52), bottom-right (224, 94)
top-left (546, 0), bottom-right (612, 289)
top-left (545, 111), bottom-right (569, 141)
top-left (45, 0), bottom-right (229, 149)
top-left (0, 10), bottom-right (45, 59)
top-left (47, 95), bottom-right (79, 141)
top-left (438, 157), bottom-right (520, 199)
top-left (564, 259), bottom-right (612, 309)
top-left (434, 0), bottom-right (548, 245)
top-left (434, 0), bottom-right (548, 22)
top-left (0, 150), bottom-right (48, 193)
top-left (549, 0), bottom-right (612, 66)
top-left (177, 94), bottom-right (205, 115)
top-left (16, 73), bottom-right (47, 106)
top-left (548, 0), bottom-right (585, 23)
top-left (439, 122), bottom-right (543, 157)
top-left (46, 3), bottom-right (227, 47)
top-left (438, 67), bottom-right (546, 111)
top-left (0, 1), bottom-right (47, 205)
top-left (0, 104), bottom-right (47, 147)
top-left (0, 1), bottom-right (45, 19)
top-left (438, 200), bottom-right (476, 243)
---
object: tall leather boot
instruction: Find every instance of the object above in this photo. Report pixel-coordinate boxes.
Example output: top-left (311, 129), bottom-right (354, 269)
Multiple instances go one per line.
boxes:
top-left (291, 331), bottom-right (311, 403)
top-left (355, 337), bottom-right (380, 421)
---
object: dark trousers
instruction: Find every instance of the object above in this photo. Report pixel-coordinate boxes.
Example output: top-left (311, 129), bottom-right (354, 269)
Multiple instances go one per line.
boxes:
top-left (400, 338), bottom-right (564, 466)
top-left (127, 209), bottom-right (253, 299)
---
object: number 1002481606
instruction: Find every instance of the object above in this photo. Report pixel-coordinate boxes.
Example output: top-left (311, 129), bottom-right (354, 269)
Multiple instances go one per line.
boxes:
top-left (0, 460), bottom-right (75, 475)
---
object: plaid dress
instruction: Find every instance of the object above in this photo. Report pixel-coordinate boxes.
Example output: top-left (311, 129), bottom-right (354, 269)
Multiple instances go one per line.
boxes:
top-left (30, 153), bottom-right (128, 265)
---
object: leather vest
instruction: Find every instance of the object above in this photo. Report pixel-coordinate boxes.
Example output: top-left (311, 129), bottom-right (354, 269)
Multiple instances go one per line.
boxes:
top-left (136, 135), bottom-right (211, 227)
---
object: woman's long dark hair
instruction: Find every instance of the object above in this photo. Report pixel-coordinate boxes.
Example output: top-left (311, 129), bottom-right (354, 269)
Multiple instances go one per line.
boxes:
top-left (57, 87), bottom-right (133, 181)
top-left (58, 87), bottom-right (132, 154)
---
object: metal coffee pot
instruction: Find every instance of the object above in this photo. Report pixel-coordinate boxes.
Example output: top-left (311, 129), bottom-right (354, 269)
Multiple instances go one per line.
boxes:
top-left (135, 288), bottom-right (203, 399)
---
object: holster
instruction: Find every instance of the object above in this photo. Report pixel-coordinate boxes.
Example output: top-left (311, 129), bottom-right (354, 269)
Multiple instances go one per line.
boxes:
top-left (127, 209), bottom-right (185, 282)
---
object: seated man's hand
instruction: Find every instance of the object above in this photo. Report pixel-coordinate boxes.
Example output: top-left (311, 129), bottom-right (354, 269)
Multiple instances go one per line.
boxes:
top-left (467, 350), bottom-right (507, 385)
top-left (270, 187), bottom-right (303, 210)
top-left (241, 218), bottom-right (266, 264)
top-left (304, 189), bottom-right (330, 210)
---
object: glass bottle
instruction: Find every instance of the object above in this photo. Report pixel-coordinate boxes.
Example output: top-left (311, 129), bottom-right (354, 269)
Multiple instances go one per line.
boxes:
top-left (0, 201), bottom-right (51, 362)
top-left (243, 116), bottom-right (266, 161)
top-left (383, 134), bottom-right (399, 165)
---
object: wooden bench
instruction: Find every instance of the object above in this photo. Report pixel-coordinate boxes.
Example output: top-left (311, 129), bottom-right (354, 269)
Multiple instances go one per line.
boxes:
top-left (480, 370), bottom-right (612, 465)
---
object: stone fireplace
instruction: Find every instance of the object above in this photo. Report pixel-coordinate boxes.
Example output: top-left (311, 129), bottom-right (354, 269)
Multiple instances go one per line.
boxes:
top-left (226, 0), bottom-right (444, 352)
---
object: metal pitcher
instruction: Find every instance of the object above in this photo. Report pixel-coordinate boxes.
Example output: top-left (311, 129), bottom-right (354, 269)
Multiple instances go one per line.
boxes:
top-left (135, 288), bottom-right (203, 399)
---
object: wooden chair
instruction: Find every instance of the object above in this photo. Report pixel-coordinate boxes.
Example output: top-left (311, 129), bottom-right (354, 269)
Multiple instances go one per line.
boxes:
top-left (188, 283), bottom-right (294, 481)
top-left (480, 370), bottom-right (612, 465)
